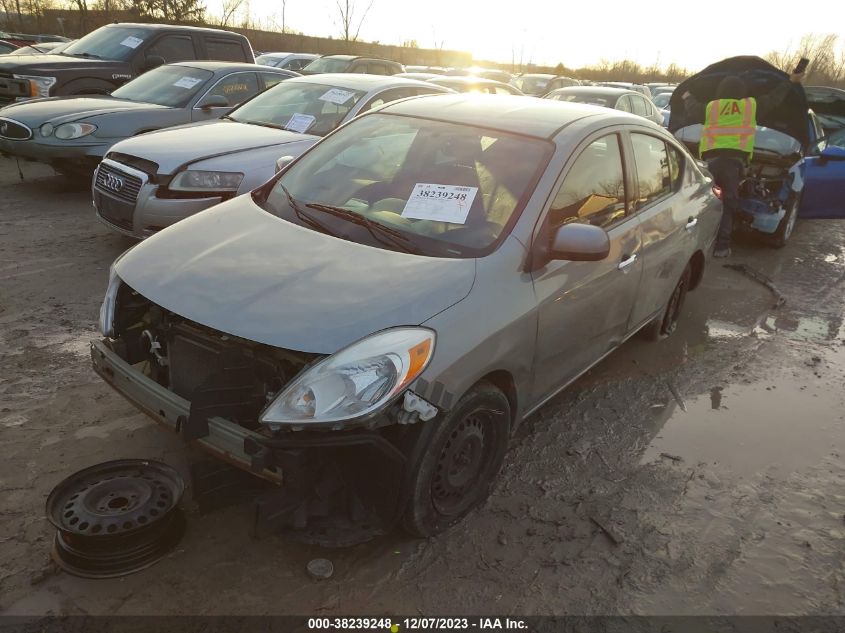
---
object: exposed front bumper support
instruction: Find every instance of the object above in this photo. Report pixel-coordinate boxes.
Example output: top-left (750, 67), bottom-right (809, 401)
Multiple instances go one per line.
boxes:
top-left (90, 338), bottom-right (282, 483)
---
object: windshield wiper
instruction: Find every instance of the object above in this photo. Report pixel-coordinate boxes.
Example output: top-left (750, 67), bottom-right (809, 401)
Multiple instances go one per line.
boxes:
top-left (305, 202), bottom-right (422, 254)
top-left (245, 120), bottom-right (284, 130)
top-left (279, 185), bottom-right (339, 238)
top-left (67, 52), bottom-right (103, 59)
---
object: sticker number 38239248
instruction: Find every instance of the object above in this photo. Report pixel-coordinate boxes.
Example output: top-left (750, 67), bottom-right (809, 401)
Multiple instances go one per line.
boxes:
top-left (401, 183), bottom-right (479, 224)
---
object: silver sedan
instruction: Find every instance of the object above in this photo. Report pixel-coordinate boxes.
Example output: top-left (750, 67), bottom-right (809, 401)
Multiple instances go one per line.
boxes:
top-left (93, 94), bottom-right (721, 540)
top-left (93, 73), bottom-right (452, 239)
top-left (0, 61), bottom-right (297, 177)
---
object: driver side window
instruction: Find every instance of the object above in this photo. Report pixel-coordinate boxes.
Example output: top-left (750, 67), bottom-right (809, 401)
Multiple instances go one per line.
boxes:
top-left (548, 134), bottom-right (627, 229)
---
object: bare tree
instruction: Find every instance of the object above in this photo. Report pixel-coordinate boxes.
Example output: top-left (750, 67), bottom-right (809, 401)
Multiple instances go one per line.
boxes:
top-left (765, 33), bottom-right (845, 87)
top-left (218, 0), bottom-right (244, 27)
top-left (334, 0), bottom-right (373, 42)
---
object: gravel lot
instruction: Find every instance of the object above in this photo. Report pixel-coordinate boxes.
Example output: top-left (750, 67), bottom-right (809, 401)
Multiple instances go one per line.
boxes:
top-left (1, 157), bottom-right (844, 615)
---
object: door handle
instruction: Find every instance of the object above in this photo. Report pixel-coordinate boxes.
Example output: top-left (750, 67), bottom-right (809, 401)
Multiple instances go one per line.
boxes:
top-left (618, 253), bottom-right (637, 270)
top-left (685, 217), bottom-right (698, 230)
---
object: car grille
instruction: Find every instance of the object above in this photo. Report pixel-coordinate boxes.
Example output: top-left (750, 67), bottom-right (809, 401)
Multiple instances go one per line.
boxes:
top-left (0, 117), bottom-right (32, 140)
top-left (94, 161), bottom-right (143, 204)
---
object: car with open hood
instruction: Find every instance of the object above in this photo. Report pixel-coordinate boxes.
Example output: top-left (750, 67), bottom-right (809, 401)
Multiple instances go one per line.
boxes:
top-left (92, 93), bottom-right (720, 542)
top-left (669, 56), bottom-right (845, 240)
top-left (0, 61), bottom-right (297, 176)
top-left (93, 73), bottom-right (451, 238)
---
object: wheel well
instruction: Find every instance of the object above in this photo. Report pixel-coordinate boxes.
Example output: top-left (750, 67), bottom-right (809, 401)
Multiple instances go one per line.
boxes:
top-left (688, 250), bottom-right (705, 291)
top-left (477, 370), bottom-right (517, 423)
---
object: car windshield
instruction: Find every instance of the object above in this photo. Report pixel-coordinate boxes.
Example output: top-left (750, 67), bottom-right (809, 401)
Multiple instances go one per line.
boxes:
top-left (62, 26), bottom-right (150, 61)
top-left (550, 92), bottom-right (614, 108)
top-left (111, 65), bottom-right (214, 107)
top-left (302, 57), bottom-right (352, 73)
top-left (512, 76), bottom-right (551, 94)
top-left (257, 113), bottom-right (551, 258)
top-left (227, 81), bottom-right (366, 136)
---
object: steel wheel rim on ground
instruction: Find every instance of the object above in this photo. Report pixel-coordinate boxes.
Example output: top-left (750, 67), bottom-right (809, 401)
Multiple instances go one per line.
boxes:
top-left (45, 459), bottom-right (186, 579)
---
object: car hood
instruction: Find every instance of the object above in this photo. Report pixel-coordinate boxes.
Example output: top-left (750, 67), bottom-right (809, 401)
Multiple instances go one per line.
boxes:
top-left (0, 54), bottom-right (124, 73)
top-left (114, 196), bottom-right (477, 354)
top-left (669, 56), bottom-right (809, 147)
top-left (0, 96), bottom-right (166, 126)
top-left (109, 120), bottom-right (319, 174)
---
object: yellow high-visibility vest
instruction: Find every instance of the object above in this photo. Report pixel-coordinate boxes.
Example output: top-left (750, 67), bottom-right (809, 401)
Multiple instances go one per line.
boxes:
top-left (699, 97), bottom-right (758, 158)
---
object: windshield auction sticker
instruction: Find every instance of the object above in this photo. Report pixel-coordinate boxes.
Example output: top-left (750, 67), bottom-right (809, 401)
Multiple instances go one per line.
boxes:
top-left (285, 113), bottom-right (316, 133)
top-left (119, 36), bottom-right (143, 49)
top-left (401, 183), bottom-right (479, 224)
top-left (173, 76), bottom-right (203, 89)
top-left (319, 88), bottom-right (355, 105)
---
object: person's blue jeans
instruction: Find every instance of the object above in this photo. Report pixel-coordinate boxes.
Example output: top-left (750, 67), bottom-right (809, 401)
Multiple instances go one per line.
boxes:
top-left (707, 156), bottom-right (745, 250)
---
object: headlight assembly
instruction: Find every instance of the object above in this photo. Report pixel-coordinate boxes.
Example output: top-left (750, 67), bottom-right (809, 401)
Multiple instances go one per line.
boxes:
top-left (13, 74), bottom-right (56, 98)
top-left (40, 123), bottom-right (54, 137)
top-left (260, 327), bottom-right (436, 429)
top-left (169, 170), bottom-right (244, 192)
top-left (54, 122), bottom-right (97, 140)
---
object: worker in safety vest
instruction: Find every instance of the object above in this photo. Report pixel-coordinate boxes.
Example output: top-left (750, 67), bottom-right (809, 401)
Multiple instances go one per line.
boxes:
top-left (682, 71), bottom-right (804, 257)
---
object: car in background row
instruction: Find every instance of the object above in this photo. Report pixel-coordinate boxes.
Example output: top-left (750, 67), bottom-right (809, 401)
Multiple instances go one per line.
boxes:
top-left (301, 55), bottom-right (404, 76)
top-left (597, 82), bottom-right (652, 99)
top-left (511, 73), bottom-right (580, 96)
top-left (0, 39), bottom-right (19, 54)
top-left (544, 86), bottom-right (663, 125)
top-left (652, 92), bottom-right (672, 127)
top-left (255, 52), bottom-right (319, 72)
top-left (0, 62), bottom-right (297, 177)
top-left (396, 72), bottom-right (442, 81)
top-left (428, 76), bottom-right (524, 95)
top-left (92, 94), bottom-right (721, 540)
top-left (404, 65), bottom-right (446, 74)
top-left (645, 82), bottom-right (677, 97)
top-left (805, 86), bottom-right (845, 136)
top-left (444, 67), bottom-right (514, 84)
top-left (9, 41), bottom-right (72, 55)
top-left (0, 23), bottom-right (254, 106)
top-left (93, 74), bottom-right (451, 238)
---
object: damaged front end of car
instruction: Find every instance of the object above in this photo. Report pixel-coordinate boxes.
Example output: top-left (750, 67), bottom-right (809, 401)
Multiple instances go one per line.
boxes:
top-left (92, 273), bottom-right (441, 545)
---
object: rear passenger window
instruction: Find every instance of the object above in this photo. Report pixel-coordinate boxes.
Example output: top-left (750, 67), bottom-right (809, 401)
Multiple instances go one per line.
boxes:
top-left (631, 96), bottom-right (648, 117)
top-left (631, 133), bottom-right (674, 208)
top-left (616, 96), bottom-right (632, 112)
top-left (548, 134), bottom-right (627, 229)
top-left (147, 35), bottom-right (196, 62)
top-left (206, 72), bottom-right (259, 106)
top-left (368, 63), bottom-right (389, 75)
top-left (260, 72), bottom-right (287, 89)
top-left (205, 38), bottom-right (246, 61)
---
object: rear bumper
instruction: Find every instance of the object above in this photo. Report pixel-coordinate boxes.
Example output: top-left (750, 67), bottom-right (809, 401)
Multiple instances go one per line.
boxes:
top-left (90, 338), bottom-right (281, 482)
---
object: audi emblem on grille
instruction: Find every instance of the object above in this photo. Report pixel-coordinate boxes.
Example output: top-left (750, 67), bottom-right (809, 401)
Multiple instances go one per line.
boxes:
top-left (101, 172), bottom-right (125, 193)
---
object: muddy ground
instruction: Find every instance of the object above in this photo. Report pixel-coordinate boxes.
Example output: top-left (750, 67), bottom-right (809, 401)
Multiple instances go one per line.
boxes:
top-left (1, 157), bottom-right (844, 616)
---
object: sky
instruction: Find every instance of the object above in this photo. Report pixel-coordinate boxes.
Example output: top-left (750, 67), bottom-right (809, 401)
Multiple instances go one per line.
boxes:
top-left (235, 0), bottom-right (843, 71)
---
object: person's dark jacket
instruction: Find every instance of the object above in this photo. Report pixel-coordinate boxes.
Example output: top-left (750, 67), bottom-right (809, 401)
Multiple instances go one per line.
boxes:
top-left (684, 81), bottom-right (793, 161)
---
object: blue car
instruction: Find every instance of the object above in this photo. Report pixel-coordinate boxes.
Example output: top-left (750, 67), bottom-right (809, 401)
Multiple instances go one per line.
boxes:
top-left (669, 56), bottom-right (845, 247)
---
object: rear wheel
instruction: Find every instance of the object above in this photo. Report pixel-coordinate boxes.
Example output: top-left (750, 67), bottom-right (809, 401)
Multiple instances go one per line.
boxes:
top-left (402, 381), bottom-right (510, 537)
top-left (640, 264), bottom-right (692, 341)
top-left (768, 195), bottom-right (799, 248)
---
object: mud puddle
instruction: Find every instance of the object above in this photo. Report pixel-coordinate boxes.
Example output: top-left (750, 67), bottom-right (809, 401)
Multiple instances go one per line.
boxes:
top-left (642, 348), bottom-right (845, 478)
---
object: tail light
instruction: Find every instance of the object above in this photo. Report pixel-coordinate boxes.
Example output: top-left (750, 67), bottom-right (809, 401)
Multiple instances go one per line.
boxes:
top-left (712, 185), bottom-right (723, 201)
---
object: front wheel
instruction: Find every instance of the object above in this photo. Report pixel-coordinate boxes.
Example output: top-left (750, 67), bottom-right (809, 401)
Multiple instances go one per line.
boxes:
top-left (768, 195), bottom-right (799, 248)
top-left (402, 381), bottom-right (510, 537)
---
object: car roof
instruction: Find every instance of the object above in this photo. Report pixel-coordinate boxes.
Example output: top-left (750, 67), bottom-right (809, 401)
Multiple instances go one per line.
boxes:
top-left (169, 61), bottom-right (286, 72)
top-left (319, 54), bottom-right (397, 63)
top-left (259, 51), bottom-right (317, 58)
top-left (550, 86), bottom-right (638, 96)
top-left (105, 22), bottom-right (246, 36)
top-left (430, 76), bottom-right (508, 86)
top-left (518, 73), bottom-right (555, 79)
top-left (378, 93), bottom-right (611, 138)
top-left (287, 73), bottom-right (441, 91)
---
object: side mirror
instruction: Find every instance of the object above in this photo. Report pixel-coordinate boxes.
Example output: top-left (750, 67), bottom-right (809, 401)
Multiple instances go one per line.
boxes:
top-left (275, 155), bottom-right (295, 173)
top-left (198, 94), bottom-right (229, 109)
top-left (144, 55), bottom-right (165, 71)
top-left (550, 223), bottom-right (610, 261)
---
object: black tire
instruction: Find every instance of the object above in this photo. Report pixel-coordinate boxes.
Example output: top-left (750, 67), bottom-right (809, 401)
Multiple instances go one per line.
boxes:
top-left (768, 194), bottom-right (799, 249)
top-left (402, 381), bottom-right (511, 537)
top-left (640, 264), bottom-right (692, 341)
